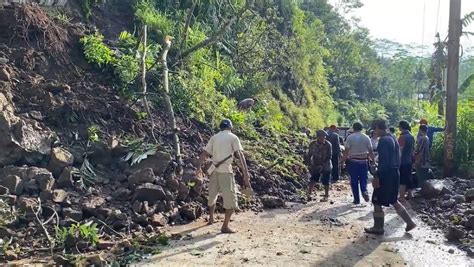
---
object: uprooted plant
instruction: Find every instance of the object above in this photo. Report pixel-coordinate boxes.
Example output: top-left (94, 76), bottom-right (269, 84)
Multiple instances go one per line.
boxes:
top-left (121, 137), bottom-right (159, 166)
top-left (55, 221), bottom-right (99, 253)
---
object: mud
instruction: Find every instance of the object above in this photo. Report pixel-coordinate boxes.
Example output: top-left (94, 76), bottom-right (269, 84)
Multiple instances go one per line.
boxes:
top-left (139, 182), bottom-right (473, 267)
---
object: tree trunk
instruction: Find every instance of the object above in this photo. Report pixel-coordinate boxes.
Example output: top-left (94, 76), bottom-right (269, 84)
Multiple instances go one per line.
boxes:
top-left (161, 37), bottom-right (183, 174)
top-left (140, 25), bottom-right (157, 142)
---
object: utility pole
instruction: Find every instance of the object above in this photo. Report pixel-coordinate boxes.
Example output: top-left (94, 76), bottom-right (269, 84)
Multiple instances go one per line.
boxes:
top-left (444, 0), bottom-right (462, 176)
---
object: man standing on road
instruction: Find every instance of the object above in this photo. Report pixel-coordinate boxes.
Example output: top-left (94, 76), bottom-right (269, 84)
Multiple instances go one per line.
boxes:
top-left (343, 122), bottom-right (375, 204)
top-left (365, 119), bottom-right (416, 235)
top-left (196, 119), bottom-right (251, 234)
top-left (398, 120), bottom-right (415, 202)
top-left (327, 125), bottom-right (342, 183)
top-left (305, 130), bottom-right (332, 202)
top-left (414, 124), bottom-right (431, 188)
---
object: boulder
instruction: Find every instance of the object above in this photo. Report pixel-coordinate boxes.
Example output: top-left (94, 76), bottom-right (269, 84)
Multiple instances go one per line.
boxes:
top-left (440, 199), bottom-right (456, 208)
top-left (446, 226), bottom-right (466, 241)
top-left (134, 183), bottom-right (166, 202)
top-left (52, 189), bottom-right (68, 203)
top-left (150, 213), bottom-right (168, 227)
top-left (261, 195), bottom-right (285, 209)
top-left (452, 194), bottom-right (465, 204)
top-left (0, 93), bottom-right (53, 166)
top-left (465, 189), bottom-right (474, 203)
top-left (421, 180), bottom-right (444, 198)
top-left (179, 204), bottom-right (202, 220)
top-left (97, 240), bottom-right (115, 250)
top-left (130, 151), bottom-right (172, 176)
top-left (0, 175), bottom-right (23, 195)
top-left (166, 178), bottom-right (180, 191)
top-left (81, 196), bottom-right (106, 216)
top-left (177, 182), bottom-right (189, 201)
top-left (112, 188), bottom-right (131, 201)
top-left (88, 142), bottom-right (112, 166)
top-left (466, 215), bottom-right (474, 230)
top-left (0, 67), bottom-right (10, 81)
top-left (57, 167), bottom-right (77, 188)
top-left (35, 172), bottom-right (55, 191)
top-left (128, 168), bottom-right (155, 186)
top-left (47, 147), bottom-right (74, 176)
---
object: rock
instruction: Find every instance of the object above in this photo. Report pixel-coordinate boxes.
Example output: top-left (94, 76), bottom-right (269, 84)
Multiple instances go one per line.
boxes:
top-left (81, 196), bottom-right (106, 215)
top-left (97, 240), bottom-right (115, 250)
top-left (180, 204), bottom-right (202, 220)
top-left (261, 195), bottom-right (285, 209)
top-left (134, 183), bottom-right (166, 202)
top-left (166, 178), bottom-right (180, 191)
top-left (452, 194), bottom-right (465, 204)
top-left (113, 220), bottom-right (128, 231)
top-left (86, 254), bottom-right (106, 266)
top-left (63, 207), bottom-right (83, 221)
top-left (0, 68), bottom-right (10, 82)
top-left (421, 180), bottom-right (444, 198)
top-left (4, 250), bottom-right (18, 261)
top-left (150, 213), bottom-right (168, 227)
top-left (128, 168), bottom-right (155, 186)
top-left (96, 208), bottom-right (113, 220)
top-left (0, 57), bottom-right (8, 65)
top-left (0, 185), bottom-right (8, 195)
top-left (112, 188), bottom-right (131, 201)
top-left (0, 175), bottom-right (23, 195)
top-left (52, 189), bottom-right (67, 203)
top-left (441, 199), bottom-right (456, 208)
top-left (132, 201), bottom-right (143, 214)
top-left (130, 151), bottom-right (172, 175)
top-left (0, 227), bottom-right (16, 238)
top-left (53, 255), bottom-right (71, 266)
top-left (35, 173), bottom-right (55, 191)
top-left (57, 167), bottom-right (77, 188)
top-left (466, 215), bottom-right (474, 230)
top-left (465, 189), bottom-right (474, 203)
top-left (177, 182), bottom-right (189, 201)
top-left (448, 248), bottom-right (455, 254)
top-left (47, 147), bottom-right (74, 176)
top-left (446, 226), bottom-right (466, 241)
top-left (39, 190), bottom-right (53, 202)
top-left (88, 142), bottom-right (113, 166)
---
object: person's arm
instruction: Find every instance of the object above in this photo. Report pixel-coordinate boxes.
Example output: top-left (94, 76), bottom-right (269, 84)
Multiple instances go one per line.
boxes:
top-left (342, 138), bottom-right (350, 162)
top-left (196, 150), bottom-right (210, 173)
top-left (429, 126), bottom-right (445, 133)
top-left (367, 137), bottom-right (375, 161)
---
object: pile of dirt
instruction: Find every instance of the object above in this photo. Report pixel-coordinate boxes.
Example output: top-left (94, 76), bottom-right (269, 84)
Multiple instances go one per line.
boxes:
top-left (412, 177), bottom-right (474, 256)
top-left (0, 3), bottom-right (308, 264)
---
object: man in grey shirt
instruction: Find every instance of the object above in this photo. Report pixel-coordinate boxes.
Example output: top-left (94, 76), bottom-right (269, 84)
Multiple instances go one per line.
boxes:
top-left (342, 122), bottom-right (375, 204)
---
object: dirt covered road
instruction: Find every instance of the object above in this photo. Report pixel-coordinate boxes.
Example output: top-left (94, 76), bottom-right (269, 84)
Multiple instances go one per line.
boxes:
top-left (139, 182), bottom-right (472, 267)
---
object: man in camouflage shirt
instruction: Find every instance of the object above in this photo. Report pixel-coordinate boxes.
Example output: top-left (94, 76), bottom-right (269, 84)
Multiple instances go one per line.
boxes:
top-left (305, 130), bottom-right (333, 202)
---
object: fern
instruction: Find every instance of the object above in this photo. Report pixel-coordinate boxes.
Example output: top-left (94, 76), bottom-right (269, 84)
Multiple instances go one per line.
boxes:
top-left (462, 11), bottom-right (474, 27)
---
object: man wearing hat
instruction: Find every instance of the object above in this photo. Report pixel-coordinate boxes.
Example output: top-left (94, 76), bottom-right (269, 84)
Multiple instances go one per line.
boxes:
top-left (418, 118), bottom-right (444, 151)
top-left (305, 129), bottom-right (333, 202)
top-left (196, 119), bottom-right (251, 234)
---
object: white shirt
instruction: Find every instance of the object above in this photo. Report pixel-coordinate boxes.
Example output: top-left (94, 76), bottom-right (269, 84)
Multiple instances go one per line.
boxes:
top-left (204, 130), bottom-right (243, 173)
top-left (345, 132), bottom-right (373, 159)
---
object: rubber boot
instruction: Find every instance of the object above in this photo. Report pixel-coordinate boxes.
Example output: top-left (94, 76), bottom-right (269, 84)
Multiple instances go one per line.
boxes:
top-left (394, 202), bottom-right (417, 232)
top-left (364, 211), bottom-right (385, 235)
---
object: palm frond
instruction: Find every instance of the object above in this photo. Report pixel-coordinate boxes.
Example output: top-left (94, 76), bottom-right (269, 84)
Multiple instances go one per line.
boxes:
top-left (462, 11), bottom-right (474, 27)
top-left (459, 74), bottom-right (474, 93)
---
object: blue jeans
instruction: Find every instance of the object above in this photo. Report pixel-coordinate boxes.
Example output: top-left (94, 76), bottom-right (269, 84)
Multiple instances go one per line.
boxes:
top-left (347, 159), bottom-right (368, 203)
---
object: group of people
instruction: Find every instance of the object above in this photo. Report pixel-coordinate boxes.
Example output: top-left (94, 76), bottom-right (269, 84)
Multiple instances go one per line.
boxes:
top-left (194, 116), bottom-right (442, 235)
top-left (305, 118), bottom-right (442, 235)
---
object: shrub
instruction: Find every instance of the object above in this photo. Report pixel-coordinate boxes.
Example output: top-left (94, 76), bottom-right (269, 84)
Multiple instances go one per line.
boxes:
top-left (80, 33), bottom-right (115, 67)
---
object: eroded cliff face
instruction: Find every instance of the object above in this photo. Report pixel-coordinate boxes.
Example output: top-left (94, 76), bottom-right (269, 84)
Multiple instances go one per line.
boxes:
top-left (1, 0), bottom-right (69, 6)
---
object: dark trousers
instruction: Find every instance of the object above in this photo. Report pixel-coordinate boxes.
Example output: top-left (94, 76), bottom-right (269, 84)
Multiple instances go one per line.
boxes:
top-left (331, 155), bottom-right (340, 182)
top-left (347, 159), bottom-right (368, 203)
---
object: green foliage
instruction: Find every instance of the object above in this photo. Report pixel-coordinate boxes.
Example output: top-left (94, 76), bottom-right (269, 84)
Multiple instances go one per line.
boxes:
top-left (0, 200), bottom-right (16, 226)
top-left (114, 54), bottom-right (140, 84)
top-left (87, 125), bottom-right (100, 142)
top-left (80, 33), bottom-right (115, 67)
top-left (135, 0), bottom-right (175, 36)
top-left (55, 222), bottom-right (99, 249)
top-left (80, 0), bottom-right (104, 19)
top-left (121, 138), bottom-right (159, 165)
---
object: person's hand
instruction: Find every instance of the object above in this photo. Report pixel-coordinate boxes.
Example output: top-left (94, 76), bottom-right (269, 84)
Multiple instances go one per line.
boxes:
top-left (372, 177), bottom-right (380, 189)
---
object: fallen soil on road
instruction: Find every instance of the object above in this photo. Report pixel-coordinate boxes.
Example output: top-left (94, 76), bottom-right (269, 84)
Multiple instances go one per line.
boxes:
top-left (140, 182), bottom-right (472, 267)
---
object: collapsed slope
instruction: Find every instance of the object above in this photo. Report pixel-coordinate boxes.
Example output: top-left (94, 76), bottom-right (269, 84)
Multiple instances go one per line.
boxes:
top-left (0, 3), bottom-right (309, 263)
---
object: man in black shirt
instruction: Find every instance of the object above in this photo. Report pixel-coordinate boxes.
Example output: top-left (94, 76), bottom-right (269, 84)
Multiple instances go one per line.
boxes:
top-left (327, 125), bottom-right (342, 182)
top-left (365, 119), bottom-right (416, 235)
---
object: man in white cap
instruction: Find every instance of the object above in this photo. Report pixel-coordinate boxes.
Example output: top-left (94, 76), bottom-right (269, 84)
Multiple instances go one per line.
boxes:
top-left (196, 119), bottom-right (251, 233)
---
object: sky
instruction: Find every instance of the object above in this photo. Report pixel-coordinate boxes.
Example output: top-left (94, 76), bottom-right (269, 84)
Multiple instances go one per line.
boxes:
top-left (334, 0), bottom-right (474, 50)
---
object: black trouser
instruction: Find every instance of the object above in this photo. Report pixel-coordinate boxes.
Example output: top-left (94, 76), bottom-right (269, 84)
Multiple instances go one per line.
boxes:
top-left (331, 154), bottom-right (340, 182)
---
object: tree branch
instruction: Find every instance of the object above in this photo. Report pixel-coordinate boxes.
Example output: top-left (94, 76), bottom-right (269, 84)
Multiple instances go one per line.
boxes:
top-left (179, 0), bottom-right (252, 60)
top-left (179, 0), bottom-right (197, 54)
